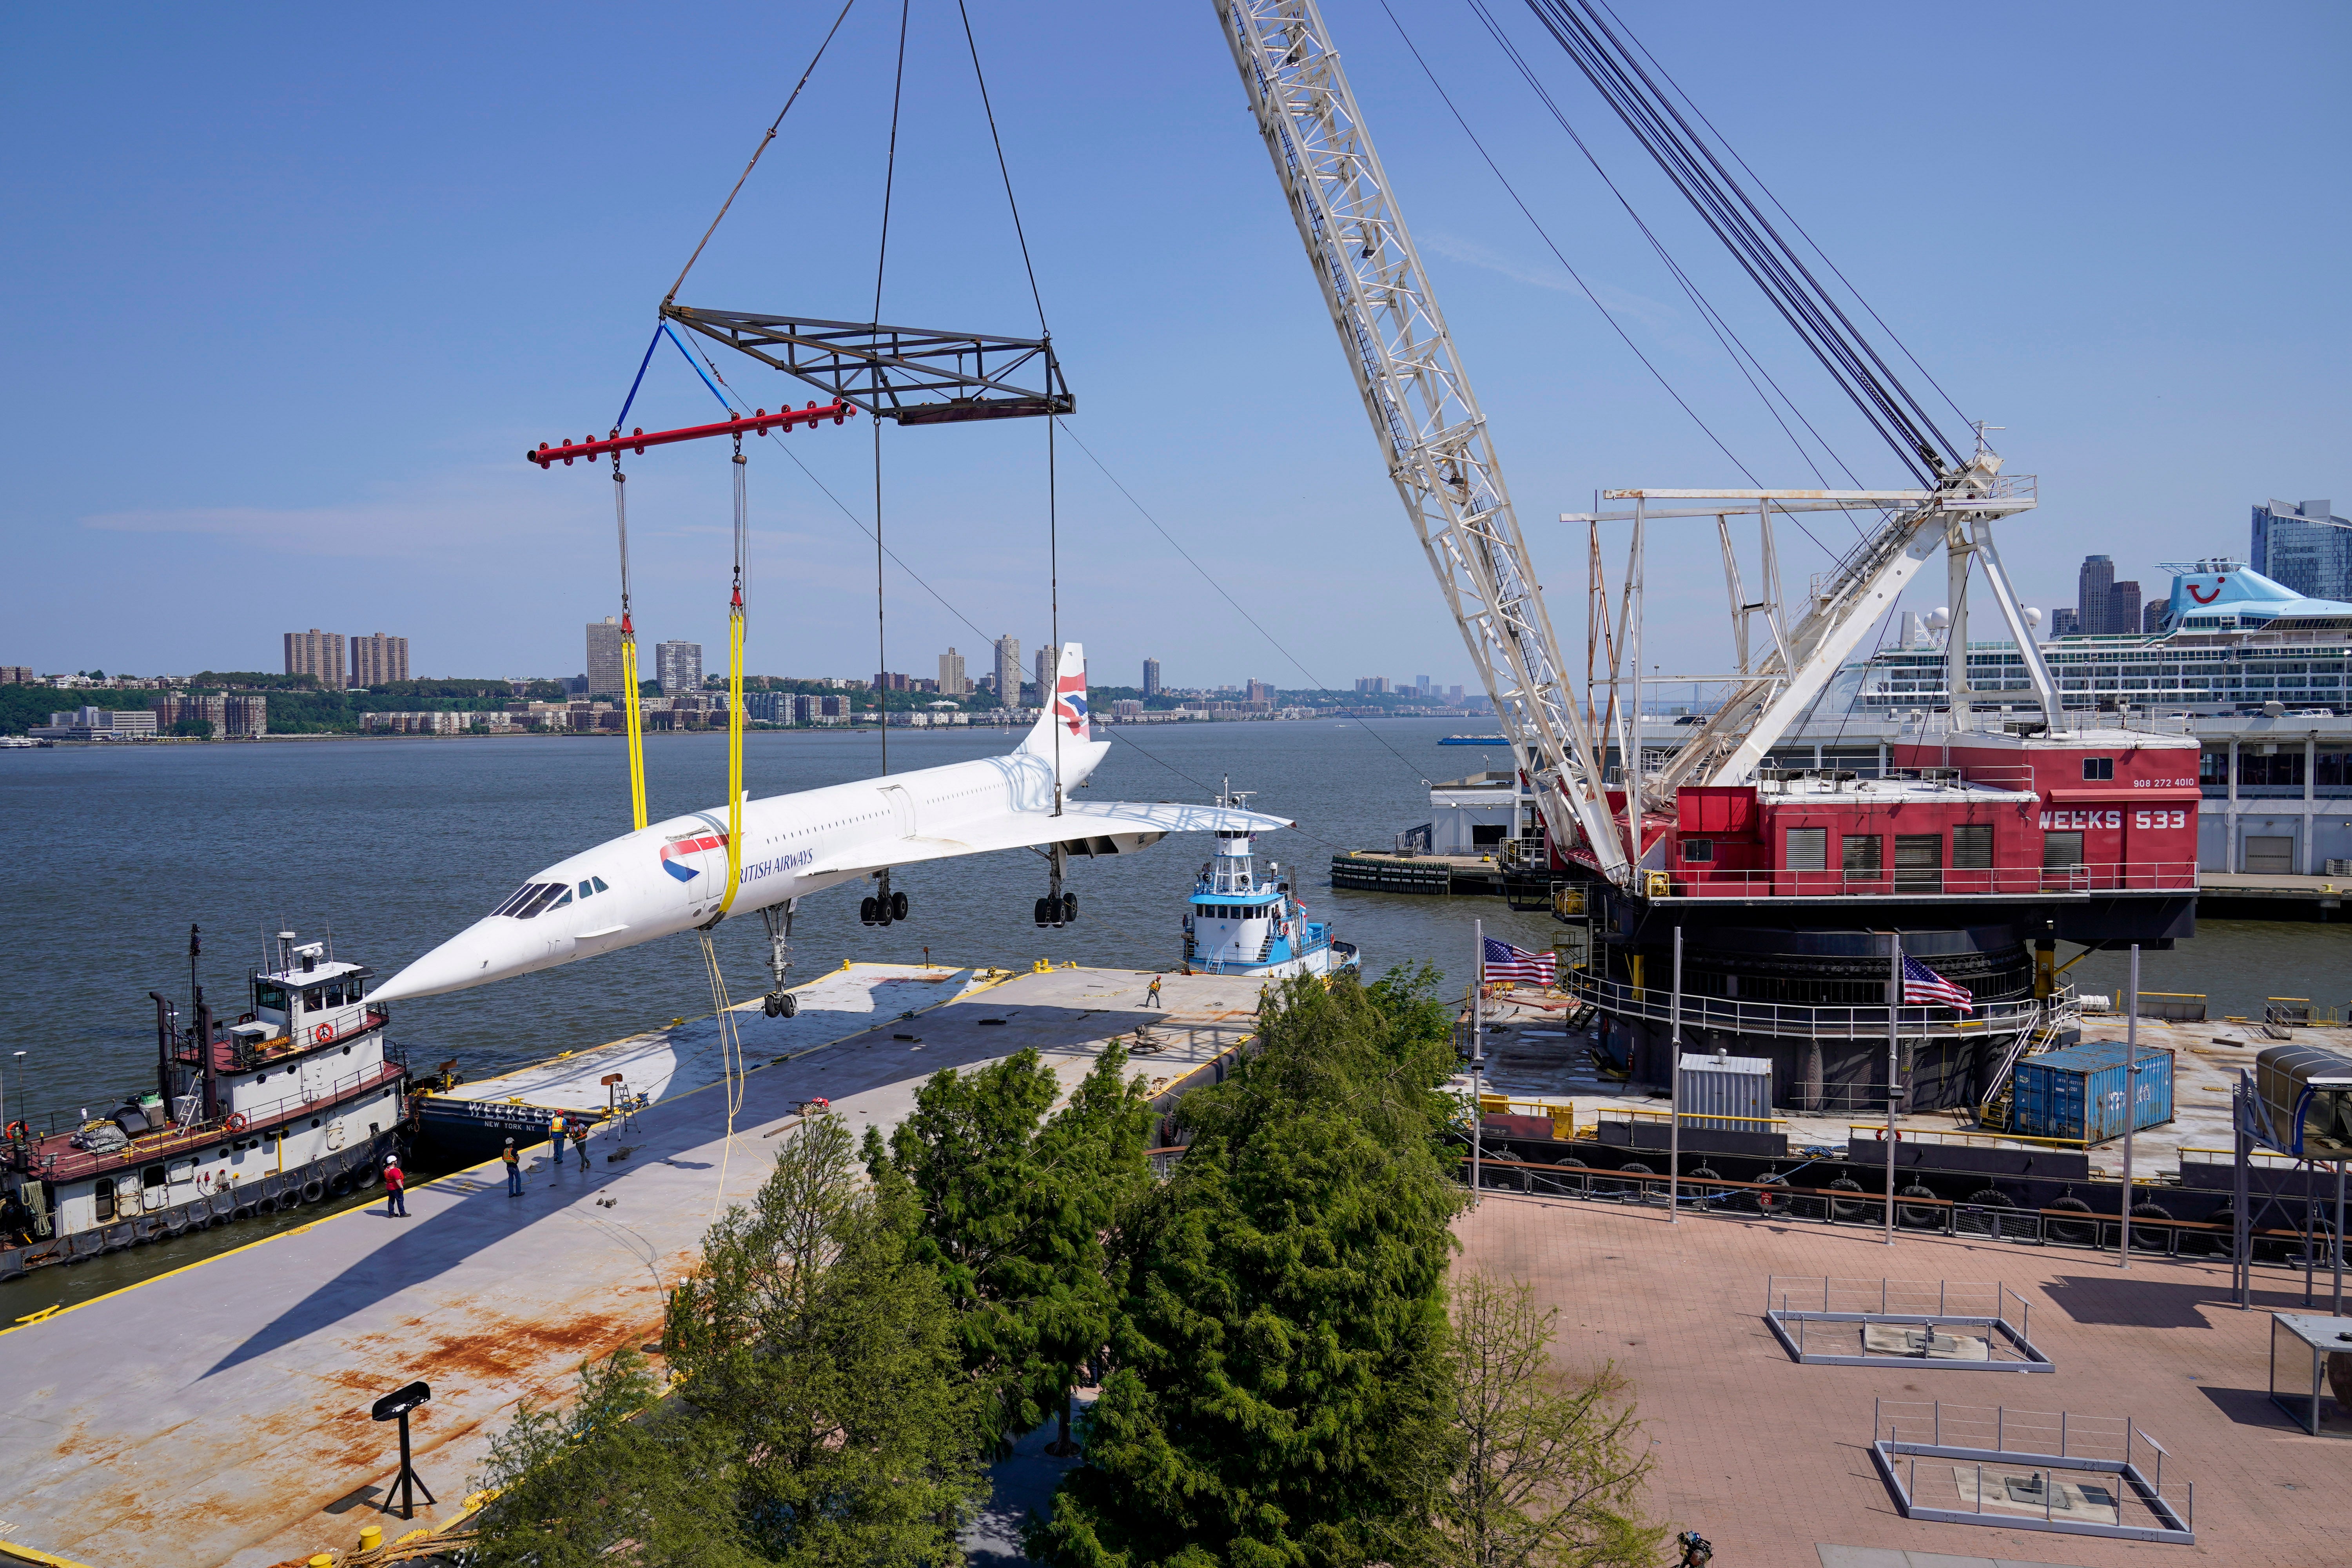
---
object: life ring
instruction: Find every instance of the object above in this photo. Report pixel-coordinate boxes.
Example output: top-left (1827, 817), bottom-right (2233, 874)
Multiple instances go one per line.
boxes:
top-left (239, 1012), bottom-right (256, 1025)
top-left (314, 1021), bottom-right (336, 1045)
top-left (224, 1112), bottom-right (249, 1133)
top-left (1871, 1127), bottom-right (1901, 1142)
top-left (4, 1120), bottom-right (25, 1141)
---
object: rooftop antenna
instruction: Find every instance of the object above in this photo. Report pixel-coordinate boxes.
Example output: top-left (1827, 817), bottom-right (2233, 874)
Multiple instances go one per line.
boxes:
top-left (1970, 421), bottom-right (2005, 461)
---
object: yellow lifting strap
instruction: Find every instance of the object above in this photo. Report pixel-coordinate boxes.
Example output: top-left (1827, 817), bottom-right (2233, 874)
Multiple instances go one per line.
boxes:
top-left (612, 455), bottom-right (650, 833)
top-left (718, 443), bottom-right (749, 915)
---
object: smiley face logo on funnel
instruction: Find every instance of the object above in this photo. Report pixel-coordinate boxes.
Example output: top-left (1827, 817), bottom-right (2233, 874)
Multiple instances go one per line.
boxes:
top-left (660, 831), bottom-right (727, 883)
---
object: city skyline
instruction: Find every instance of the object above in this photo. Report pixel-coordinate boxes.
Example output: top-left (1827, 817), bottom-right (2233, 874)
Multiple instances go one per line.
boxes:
top-left (6, 5), bottom-right (2342, 687)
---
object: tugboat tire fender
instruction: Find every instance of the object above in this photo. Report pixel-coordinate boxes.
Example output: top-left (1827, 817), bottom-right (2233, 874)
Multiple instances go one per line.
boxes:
top-left (230, 1201), bottom-right (257, 1222)
top-left (329, 1172), bottom-right (353, 1198)
top-left (301, 1178), bottom-right (326, 1203)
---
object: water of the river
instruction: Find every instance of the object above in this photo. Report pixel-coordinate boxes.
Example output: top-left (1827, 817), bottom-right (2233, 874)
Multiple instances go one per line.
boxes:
top-left (4, 720), bottom-right (2345, 1307)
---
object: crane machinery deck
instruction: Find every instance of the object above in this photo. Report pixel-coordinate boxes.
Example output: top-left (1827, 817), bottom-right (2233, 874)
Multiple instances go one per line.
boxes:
top-left (1219, 0), bottom-right (2200, 1119)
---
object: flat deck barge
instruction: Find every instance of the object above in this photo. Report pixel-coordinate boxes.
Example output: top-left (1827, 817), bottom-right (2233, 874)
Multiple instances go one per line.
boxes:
top-left (0, 964), bottom-right (1265, 1568)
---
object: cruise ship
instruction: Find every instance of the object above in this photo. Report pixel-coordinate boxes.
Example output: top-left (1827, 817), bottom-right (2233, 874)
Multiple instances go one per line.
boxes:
top-left (1840, 560), bottom-right (2352, 719)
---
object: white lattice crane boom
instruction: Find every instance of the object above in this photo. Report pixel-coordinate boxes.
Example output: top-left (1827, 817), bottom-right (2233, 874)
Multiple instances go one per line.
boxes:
top-left (1214, 0), bottom-right (1627, 882)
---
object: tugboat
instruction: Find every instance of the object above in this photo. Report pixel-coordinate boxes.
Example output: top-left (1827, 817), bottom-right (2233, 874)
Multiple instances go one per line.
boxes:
top-left (1182, 786), bottom-right (1359, 979)
top-left (0, 928), bottom-right (409, 1280)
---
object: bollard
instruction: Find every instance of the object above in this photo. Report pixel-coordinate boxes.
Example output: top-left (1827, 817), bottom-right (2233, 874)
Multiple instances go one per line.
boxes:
top-left (358, 1524), bottom-right (383, 1554)
top-left (309, 1557), bottom-right (335, 1568)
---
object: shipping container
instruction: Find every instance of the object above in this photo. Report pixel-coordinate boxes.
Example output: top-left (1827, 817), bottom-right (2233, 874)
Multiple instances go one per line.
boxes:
top-left (2010, 1040), bottom-right (2174, 1144)
top-left (1678, 1050), bottom-right (1773, 1131)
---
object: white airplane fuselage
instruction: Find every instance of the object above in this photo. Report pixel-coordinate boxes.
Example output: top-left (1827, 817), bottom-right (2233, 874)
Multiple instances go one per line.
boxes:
top-left (374, 736), bottom-right (1110, 1002)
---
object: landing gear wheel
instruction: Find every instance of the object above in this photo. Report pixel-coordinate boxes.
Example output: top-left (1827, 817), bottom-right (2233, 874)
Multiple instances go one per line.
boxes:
top-left (777, 991), bottom-right (797, 1018)
top-left (1034, 897), bottom-right (1052, 928)
top-left (891, 890), bottom-right (909, 921)
top-left (860, 896), bottom-right (879, 926)
top-left (1060, 892), bottom-right (1077, 923)
top-left (763, 995), bottom-right (782, 1018)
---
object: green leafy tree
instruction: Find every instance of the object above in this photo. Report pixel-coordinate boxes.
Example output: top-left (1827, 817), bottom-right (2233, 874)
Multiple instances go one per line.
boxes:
top-left (1031, 967), bottom-right (1467, 1568)
top-left (871, 1044), bottom-right (1155, 1453)
top-left (664, 1110), bottom-right (991, 1565)
top-left (468, 1349), bottom-right (751, 1568)
top-left (1422, 1274), bottom-right (1665, 1568)
top-left (169, 717), bottom-right (215, 738)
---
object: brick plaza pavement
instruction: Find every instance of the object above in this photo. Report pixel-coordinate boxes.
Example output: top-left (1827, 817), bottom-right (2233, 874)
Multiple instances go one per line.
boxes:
top-left (1456, 1190), bottom-right (2347, 1568)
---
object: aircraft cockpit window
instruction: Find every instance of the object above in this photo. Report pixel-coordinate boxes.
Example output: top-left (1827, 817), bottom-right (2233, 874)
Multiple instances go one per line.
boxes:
top-left (592, 876), bottom-right (610, 893)
top-left (492, 884), bottom-right (541, 918)
top-left (509, 883), bottom-right (567, 920)
top-left (578, 880), bottom-right (594, 899)
top-left (550, 889), bottom-right (574, 909)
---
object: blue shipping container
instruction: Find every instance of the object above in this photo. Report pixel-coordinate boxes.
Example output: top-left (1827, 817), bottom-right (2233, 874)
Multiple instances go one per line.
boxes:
top-left (2010, 1040), bottom-right (2174, 1144)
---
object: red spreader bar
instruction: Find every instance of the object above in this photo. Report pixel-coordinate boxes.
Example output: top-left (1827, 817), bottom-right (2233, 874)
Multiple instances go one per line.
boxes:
top-left (528, 399), bottom-right (856, 468)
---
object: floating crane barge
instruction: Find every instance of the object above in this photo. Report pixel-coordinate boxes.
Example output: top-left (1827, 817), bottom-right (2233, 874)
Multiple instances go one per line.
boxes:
top-left (1218, 1), bottom-right (2202, 1120)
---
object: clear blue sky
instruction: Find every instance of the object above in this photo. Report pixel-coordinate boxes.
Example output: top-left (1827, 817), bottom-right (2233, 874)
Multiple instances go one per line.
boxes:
top-left (5, 2), bottom-right (2345, 692)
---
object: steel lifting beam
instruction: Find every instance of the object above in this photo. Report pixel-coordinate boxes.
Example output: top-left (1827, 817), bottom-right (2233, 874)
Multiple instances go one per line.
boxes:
top-left (529, 401), bottom-right (855, 468)
top-left (661, 306), bottom-right (1072, 426)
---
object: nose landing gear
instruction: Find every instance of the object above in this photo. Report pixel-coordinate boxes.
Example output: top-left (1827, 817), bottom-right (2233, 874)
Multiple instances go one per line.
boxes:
top-left (759, 898), bottom-right (799, 1018)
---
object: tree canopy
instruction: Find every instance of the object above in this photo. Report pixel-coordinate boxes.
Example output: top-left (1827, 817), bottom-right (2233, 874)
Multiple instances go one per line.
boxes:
top-left (1031, 966), bottom-right (1467, 1568)
top-left (869, 1043), bottom-right (1156, 1452)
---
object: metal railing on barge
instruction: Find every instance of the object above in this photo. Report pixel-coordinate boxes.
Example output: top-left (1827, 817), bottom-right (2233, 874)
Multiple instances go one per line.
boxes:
top-left (1651, 861), bottom-right (2199, 899)
top-left (1454, 1154), bottom-right (2347, 1268)
top-left (1561, 969), bottom-right (2077, 1043)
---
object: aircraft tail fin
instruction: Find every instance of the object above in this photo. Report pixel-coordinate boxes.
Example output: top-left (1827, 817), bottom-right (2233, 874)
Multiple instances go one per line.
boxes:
top-left (1017, 641), bottom-right (1089, 754)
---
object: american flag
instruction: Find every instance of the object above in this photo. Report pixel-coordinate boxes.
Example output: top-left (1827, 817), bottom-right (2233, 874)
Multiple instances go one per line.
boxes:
top-left (1482, 937), bottom-right (1556, 985)
top-left (1902, 952), bottom-right (1974, 1013)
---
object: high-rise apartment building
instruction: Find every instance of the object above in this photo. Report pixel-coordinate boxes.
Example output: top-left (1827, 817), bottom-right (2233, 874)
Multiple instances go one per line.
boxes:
top-left (2073, 556), bottom-right (2143, 635)
top-left (938, 647), bottom-right (967, 695)
top-left (1034, 645), bottom-right (1056, 706)
top-left (585, 619), bottom-right (626, 697)
top-left (993, 635), bottom-right (1022, 708)
top-left (1354, 676), bottom-right (1389, 694)
top-left (349, 633), bottom-right (409, 687)
top-left (224, 695), bottom-right (268, 738)
top-left (2049, 607), bottom-right (2080, 638)
top-left (1, 667), bottom-right (31, 684)
top-left (153, 694), bottom-right (228, 734)
top-left (656, 640), bottom-right (703, 696)
top-left (1245, 679), bottom-right (1274, 706)
top-left (2076, 555), bottom-right (2114, 633)
top-left (284, 629), bottom-right (345, 689)
top-left (2108, 579), bottom-right (2141, 636)
top-left (873, 671), bottom-right (913, 692)
top-left (2251, 498), bottom-right (2352, 602)
top-left (1142, 657), bottom-right (1161, 697)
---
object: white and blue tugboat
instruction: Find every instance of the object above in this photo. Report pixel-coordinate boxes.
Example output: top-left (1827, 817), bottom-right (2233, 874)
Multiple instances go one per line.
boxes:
top-left (1182, 787), bottom-right (1358, 979)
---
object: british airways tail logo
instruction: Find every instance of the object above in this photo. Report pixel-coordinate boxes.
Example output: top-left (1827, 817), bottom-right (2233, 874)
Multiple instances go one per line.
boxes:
top-left (1056, 673), bottom-right (1089, 737)
top-left (660, 832), bottom-right (726, 882)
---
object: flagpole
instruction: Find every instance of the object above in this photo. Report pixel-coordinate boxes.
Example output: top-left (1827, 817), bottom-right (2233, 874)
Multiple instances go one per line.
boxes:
top-left (1886, 931), bottom-right (1901, 1247)
top-left (1472, 918), bottom-right (1485, 1209)
top-left (2120, 942), bottom-right (2139, 1269)
top-left (1669, 926), bottom-right (1682, 1226)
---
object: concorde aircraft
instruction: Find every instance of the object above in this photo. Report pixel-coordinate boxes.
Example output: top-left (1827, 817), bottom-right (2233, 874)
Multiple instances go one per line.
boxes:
top-left (370, 644), bottom-right (1290, 1009)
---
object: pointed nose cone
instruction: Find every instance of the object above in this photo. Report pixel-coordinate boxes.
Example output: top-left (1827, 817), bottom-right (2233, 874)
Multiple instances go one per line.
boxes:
top-left (371, 919), bottom-right (535, 1003)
